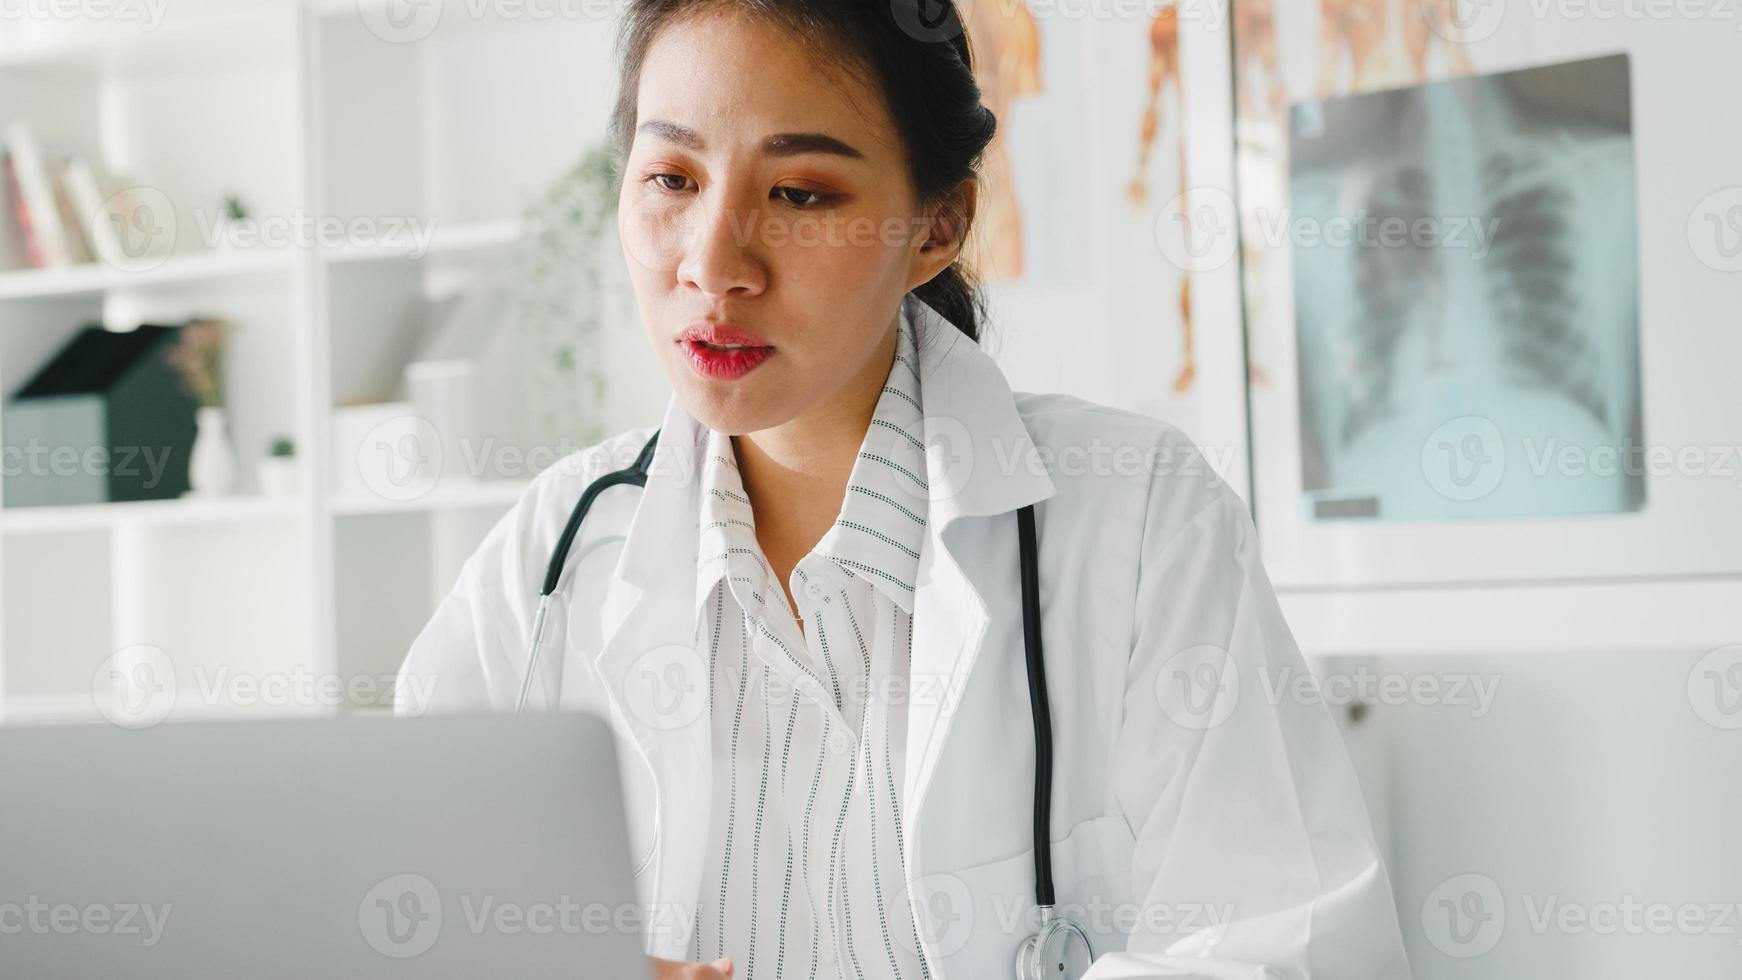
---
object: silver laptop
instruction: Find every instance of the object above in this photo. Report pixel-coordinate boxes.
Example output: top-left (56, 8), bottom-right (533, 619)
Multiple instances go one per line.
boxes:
top-left (0, 711), bottom-right (650, 979)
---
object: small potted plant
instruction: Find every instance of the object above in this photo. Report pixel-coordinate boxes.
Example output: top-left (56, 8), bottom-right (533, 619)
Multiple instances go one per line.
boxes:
top-left (212, 194), bottom-right (248, 253)
top-left (258, 434), bottom-right (299, 498)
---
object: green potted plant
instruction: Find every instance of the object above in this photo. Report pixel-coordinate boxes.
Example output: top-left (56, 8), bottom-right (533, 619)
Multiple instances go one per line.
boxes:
top-left (258, 434), bottom-right (299, 498)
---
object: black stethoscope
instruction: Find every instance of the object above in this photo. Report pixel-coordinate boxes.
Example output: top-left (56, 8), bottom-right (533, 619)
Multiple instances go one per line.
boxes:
top-left (517, 428), bottom-right (1093, 978)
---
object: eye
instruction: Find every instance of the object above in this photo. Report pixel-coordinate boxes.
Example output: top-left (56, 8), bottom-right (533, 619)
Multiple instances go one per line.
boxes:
top-left (645, 172), bottom-right (693, 194)
top-left (773, 186), bottom-right (835, 209)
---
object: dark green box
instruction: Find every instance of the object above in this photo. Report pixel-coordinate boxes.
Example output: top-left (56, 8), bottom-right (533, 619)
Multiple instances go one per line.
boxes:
top-left (3, 324), bottom-right (198, 507)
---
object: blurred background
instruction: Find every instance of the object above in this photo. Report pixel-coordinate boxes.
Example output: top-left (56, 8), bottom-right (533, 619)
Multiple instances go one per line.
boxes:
top-left (0, 1), bottom-right (1737, 977)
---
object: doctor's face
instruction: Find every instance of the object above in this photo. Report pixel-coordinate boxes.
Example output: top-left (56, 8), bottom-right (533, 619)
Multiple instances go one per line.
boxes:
top-left (616, 10), bottom-right (948, 436)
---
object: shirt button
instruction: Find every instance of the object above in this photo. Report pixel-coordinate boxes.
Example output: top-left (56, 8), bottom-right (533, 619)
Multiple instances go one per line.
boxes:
top-left (804, 577), bottom-right (830, 601)
top-left (828, 729), bottom-right (854, 757)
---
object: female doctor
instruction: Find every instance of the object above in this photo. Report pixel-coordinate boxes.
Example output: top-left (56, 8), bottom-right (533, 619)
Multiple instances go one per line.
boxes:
top-left (397, 0), bottom-right (1411, 977)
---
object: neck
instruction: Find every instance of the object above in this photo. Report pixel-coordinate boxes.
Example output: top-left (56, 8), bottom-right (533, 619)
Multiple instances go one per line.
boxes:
top-left (733, 312), bottom-right (901, 555)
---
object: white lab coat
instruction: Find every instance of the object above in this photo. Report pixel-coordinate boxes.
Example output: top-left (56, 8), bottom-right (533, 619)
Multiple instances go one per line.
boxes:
top-left (397, 297), bottom-right (1412, 979)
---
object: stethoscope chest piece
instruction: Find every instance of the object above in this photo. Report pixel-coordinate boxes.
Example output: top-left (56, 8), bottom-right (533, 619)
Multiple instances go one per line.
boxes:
top-left (1014, 909), bottom-right (1093, 980)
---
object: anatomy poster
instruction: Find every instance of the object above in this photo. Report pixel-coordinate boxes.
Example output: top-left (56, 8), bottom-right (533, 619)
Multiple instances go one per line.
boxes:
top-left (1091, 2), bottom-right (1247, 451)
top-left (958, 0), bottom-right (1091, 288)
top-left (1289, 55), bottom-right (1643, 521)
top-left (961, 6), bottom-right (1262, 500)
top-left (1121, 6), bottom-right (1195, 394)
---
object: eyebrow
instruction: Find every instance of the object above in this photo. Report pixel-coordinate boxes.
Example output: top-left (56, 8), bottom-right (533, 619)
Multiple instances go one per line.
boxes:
top-left (637, 119), bottom-right (865, 160)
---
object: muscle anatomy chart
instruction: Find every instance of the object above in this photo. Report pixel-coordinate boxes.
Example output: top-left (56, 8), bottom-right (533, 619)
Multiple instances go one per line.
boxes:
top-left (959, 0), bottom-right (1042, 284)
top-left (1126, 7), bottom-right (1195, 393)
top-left (1315, 0), bottom-right (1476, 97)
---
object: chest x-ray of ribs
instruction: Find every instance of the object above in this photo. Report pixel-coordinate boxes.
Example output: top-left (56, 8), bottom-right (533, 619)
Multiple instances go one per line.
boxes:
top-left (1341, 80), bottom-right (1625, 448)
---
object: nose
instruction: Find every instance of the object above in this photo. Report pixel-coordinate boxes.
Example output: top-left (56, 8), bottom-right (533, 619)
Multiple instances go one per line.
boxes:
top-left (676, 188), bottom-right (768, 299)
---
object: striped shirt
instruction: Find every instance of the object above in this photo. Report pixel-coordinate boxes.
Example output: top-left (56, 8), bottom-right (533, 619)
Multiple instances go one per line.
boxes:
top-left (688, 306), bottom-right (931, 979)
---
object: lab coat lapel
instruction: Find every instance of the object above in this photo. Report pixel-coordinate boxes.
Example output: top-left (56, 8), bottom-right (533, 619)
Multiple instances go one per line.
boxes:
top-left (901, 296), bottom-right (1056, 838)
top-left (590, 390), bottom-right (711, 961)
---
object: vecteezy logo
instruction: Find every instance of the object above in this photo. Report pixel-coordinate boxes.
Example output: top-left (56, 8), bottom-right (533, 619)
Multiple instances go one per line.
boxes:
top-left (1155, 644), bottom-right (1239, 730)
top-left (921, 414), bottom-right (974, 505)
top-left (896, 872), bottom-right (974, 958)
top-left (358, 873), bottom-right (442, 958)
top-left (617, 199), bottom-right (701, 275)
top-left (1688, 187), bottom-right (1742, 273)
top-left (889, 0), bottom-right (965, 44)
top-left (94, 186), bottom-right (175, 274)
top-left (92, 644), bottom-right (177, 729)
top-left (1153, 186), bottom-right (1238, 274)
top-left (1687, 644), bottom-right (1742, 730)
top-left (1421, 415), bottom-right (1505, 502)
top-left (1420, 0), bottom-right (1505, 45)
top-left (624, 644), bottom-right (709, 730)
top-left (358, 415), bottom-right (442, 502)
top-left (359, 0), bottom-right (443, 43)
top-left (1421, 873), bottom-right (1504, 958)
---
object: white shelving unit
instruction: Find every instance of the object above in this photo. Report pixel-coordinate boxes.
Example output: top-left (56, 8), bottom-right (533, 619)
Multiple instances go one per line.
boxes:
top-left (0, 0), bottom-right (668, 725)
top-left (0, 249), bottom-right (294, 301)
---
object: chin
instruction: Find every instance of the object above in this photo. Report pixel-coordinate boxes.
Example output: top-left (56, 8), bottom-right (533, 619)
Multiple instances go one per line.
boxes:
top-left (676, 385), bottom-right (786, 437)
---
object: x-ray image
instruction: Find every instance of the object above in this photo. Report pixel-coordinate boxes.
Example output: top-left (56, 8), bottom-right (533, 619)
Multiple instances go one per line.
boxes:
top-left (1288, 54), bottom-right (1644, 522)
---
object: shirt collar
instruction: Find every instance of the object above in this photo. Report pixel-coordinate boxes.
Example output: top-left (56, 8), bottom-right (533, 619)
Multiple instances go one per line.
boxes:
top-left (622, 293), bottom-right (1055, 602)
top-left (694, 305), bottom-right (928, 616)
top-left (695, 426), bottom-right (758, 619)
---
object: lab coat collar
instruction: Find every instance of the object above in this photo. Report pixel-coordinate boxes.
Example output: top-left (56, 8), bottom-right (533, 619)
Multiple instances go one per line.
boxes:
top-left (589, 294), bottom-right (1056, 957)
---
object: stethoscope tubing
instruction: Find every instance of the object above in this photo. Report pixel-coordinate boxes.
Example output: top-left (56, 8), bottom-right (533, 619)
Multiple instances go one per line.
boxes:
top-left (1017, 503), bottom-right (1055, 908)
top-left (516, 431), bottom-right (662, 714)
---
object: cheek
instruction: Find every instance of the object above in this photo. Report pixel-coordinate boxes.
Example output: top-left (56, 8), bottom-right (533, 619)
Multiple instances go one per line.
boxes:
top-left (618, 194), bottom-right (692, 283)
top-left (764, 211), bottom-right (912, 287)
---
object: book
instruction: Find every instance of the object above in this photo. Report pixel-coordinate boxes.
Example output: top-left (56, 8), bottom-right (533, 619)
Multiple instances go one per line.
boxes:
top-left (63, 156), bottom-right (123, 267)
top-left (0, 154), bottom-right (26, 270)
top-left (2, 121), bottom-right (71, 268)
top-left (49, 158), bottom-right (94, 265)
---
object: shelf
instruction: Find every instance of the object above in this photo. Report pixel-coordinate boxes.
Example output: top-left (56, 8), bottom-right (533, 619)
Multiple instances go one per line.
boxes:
top-left (328, 478), bottom-right (531, 516)
top-left (0, 692), bottom-right (336, 727)
top-left (320, 218), bottom-right (522, 264)
top-left (0, 1), bottom-right (297, 73)
top-left (0, 250), bottom-right (294, 302)
top-left (0, 694), bottom-right (100, 726)
top-left (0, 495), bottom-right (305, 535)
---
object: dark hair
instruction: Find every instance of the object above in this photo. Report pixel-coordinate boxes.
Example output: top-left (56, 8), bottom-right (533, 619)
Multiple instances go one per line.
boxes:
top-left (608, 0), bottom-right (996, 343)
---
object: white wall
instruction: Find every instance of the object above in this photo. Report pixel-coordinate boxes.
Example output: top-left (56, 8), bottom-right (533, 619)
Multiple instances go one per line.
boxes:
top-left (1327, 649), bottom-right (1742, 978)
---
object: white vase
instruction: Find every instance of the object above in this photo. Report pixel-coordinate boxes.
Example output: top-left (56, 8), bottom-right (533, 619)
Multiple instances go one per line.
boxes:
top-left (187, 406), bottom-right (237, 497)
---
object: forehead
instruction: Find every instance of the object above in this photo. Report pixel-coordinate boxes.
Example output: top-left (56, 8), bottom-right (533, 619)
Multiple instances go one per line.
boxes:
top-left (634, 8), bottom-right (901, 158)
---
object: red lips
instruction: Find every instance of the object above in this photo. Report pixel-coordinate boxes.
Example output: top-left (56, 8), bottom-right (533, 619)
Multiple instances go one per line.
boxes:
top-left (677, 321), bottom-right (775, 381)
top-left (678, 322), bottom-right (772, 348)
